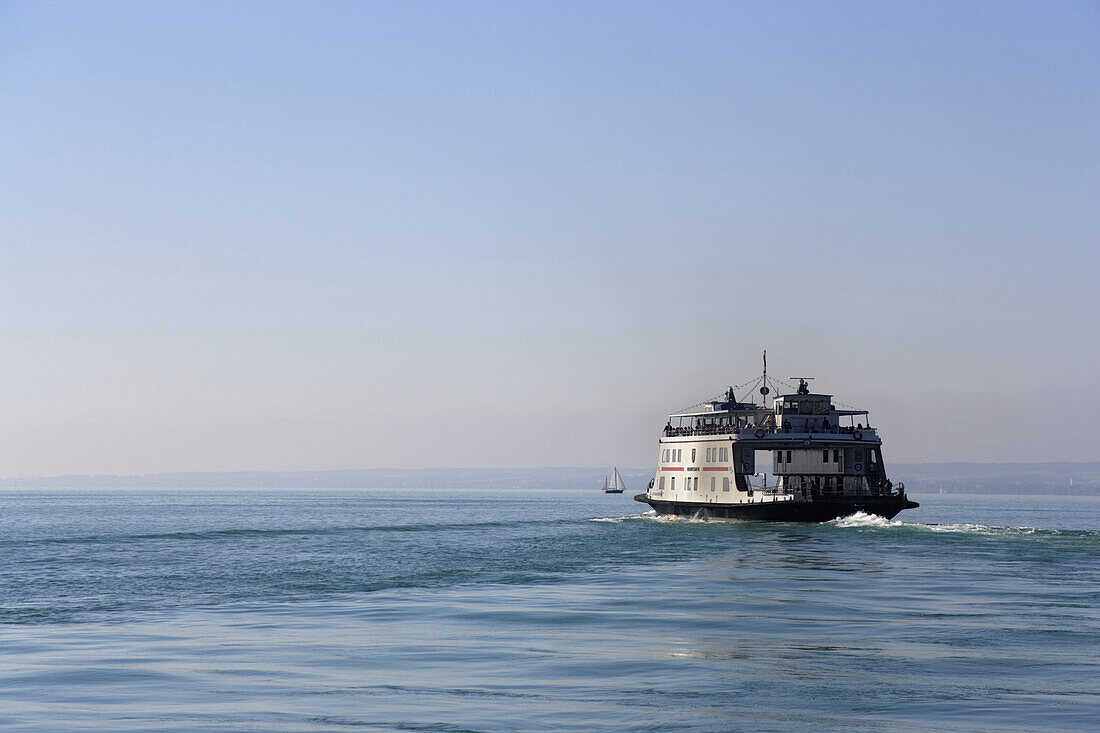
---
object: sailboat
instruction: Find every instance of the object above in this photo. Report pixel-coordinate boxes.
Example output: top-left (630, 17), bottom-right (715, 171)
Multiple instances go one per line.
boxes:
top-left (603, 467), bottom-right (626, 494)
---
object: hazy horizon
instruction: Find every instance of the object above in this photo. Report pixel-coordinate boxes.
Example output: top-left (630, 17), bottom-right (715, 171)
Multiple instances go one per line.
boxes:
top-left (2, 1), bottom-right (1098, 476)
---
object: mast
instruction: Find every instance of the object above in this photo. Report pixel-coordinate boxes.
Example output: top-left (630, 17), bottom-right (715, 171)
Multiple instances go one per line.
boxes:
top-left (759, 349), bottom-right (770, 408)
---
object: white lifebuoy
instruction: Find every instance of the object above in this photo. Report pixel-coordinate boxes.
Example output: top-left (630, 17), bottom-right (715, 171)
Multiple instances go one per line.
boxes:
top-left (854, 462), bottom-right (864, 472)
top-left (802, 439), bottom-right (810, 447)
top-left (854, 430), bottom-right (864, 440)
top-left (755, 428), bottom-right (766, 439)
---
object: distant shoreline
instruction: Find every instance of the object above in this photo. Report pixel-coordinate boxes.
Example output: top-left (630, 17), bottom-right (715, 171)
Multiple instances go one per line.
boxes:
top-left (2, 462), bottom-right (1098, 495)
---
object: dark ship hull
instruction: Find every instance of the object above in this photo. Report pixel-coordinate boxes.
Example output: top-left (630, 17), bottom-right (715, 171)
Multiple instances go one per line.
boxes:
top-left (634, 493), bottom-right (918, 522)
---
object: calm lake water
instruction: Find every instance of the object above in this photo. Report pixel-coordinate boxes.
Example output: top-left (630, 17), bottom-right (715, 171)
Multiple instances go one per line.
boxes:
top-left (0, 489), bottom-right (1097, 732)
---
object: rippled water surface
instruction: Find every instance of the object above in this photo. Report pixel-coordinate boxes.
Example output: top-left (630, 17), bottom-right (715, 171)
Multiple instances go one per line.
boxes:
top-left (1, 489), bottom-right (1097, 732)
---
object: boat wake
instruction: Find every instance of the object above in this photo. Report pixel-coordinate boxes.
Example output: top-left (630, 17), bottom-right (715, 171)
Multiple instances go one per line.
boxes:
top-left (590, 511), bottom-right (659, 523)
top-left (596, 510), bottom-right (1092, 539)
top-left (591, 510), bottom-right (736, 524)
top-left (829, 511), bottom-right (1046, 536)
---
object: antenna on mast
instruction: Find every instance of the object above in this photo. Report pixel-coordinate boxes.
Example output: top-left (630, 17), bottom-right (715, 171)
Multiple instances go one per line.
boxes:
top-left (789, 376), bottom-right (814, 395)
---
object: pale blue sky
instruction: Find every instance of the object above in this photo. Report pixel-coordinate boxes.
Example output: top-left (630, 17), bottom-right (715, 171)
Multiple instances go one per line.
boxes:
top-left (1, 1), bottom-right (1097, 475)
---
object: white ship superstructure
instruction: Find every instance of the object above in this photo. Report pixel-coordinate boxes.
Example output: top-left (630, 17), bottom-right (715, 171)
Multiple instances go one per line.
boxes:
top-left (636, 359), bottom-right (917, 521)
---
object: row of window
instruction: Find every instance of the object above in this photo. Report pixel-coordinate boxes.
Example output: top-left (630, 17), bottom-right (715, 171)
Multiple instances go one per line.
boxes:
top-left (661, 447), bottom-right (728, 463)
top-left (706, 447), bottom-right (729, 462)
top-left (776, 400), bottom-right (829, 415)
top-left (776, 449), bottom-right (842, 464)
top-left (658, 476), bottom-right (731, 492)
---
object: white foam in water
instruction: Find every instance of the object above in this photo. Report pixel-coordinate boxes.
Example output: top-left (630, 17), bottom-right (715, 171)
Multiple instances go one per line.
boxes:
top-left (643, 511), bottom-right (720, 523)
top-left (925, 522), bottom-right (1037, 535)
top-left (591, 510), bottom-right (720, 524)
top-left (830, 511), bottom-right (902, 528)
top-left (590, 511), bottom-right (658, 523)
top-left (595, 509), bottom-right (1043, 535)
top-left (927, 522), bottom-right (993, 533)
top-left (829, 512), bottom-right (1040, 536)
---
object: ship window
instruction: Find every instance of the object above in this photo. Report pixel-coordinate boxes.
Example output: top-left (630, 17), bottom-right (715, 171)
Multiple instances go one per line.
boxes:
top-left (833, 449), bottom-right (840, 463)
top-left (706, 447), bottom-right (712, 462)
top-left (670, 477), bottom-right (675, 491)
top-left (659, 476), bottom-right (665, 491)
top-left (776, 451), bottom-right (783, 464)
top-left (786, 451), bottom-right (792, 462)
top-left (722, 447), bottom-right (728, 461)
top-left (823, 449), bottom-right (829, 462)
top-left (723, 477), bottom-right (730, 491)
top-left (799, 402), bottom-right (812, 414)
top-left (815, 401), bottom-right (827, 415)
top-left (710, 477), bottom-right (715, 491)
top-left (676, 449), bottom-right (682, 462)
top-left (694, 477), bottom-right (699, 490)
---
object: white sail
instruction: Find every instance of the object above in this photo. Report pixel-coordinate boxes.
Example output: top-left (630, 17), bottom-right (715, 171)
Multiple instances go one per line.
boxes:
top-left (610, 467), bottom-right (626, 491)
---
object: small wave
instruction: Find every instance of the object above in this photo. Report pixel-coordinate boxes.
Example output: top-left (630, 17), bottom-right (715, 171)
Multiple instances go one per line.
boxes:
top-left (2, 517), bottom-right (581, 548)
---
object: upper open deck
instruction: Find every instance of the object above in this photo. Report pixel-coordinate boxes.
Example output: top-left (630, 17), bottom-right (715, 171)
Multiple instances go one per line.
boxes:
top-left (662, 379), bottom-right (875, 442)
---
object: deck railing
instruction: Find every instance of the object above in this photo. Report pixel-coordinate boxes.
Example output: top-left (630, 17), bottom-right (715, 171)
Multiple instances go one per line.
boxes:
top-left (663, 425), bottom-right (874, 438)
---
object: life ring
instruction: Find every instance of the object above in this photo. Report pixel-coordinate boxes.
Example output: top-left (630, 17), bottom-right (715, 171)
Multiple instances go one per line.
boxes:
top-left (854, 430), bottom-right (863, 440)
top-left (854, 462), bottom-right (863, 472)
top-left (754, 428), bottom-right (766, 439)
top-left (802, 439), bottom-right (810, 447)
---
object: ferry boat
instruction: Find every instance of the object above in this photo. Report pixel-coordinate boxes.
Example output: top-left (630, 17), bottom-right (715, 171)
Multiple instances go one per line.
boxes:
top-left (635, 357), bottom-right (918, 522)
